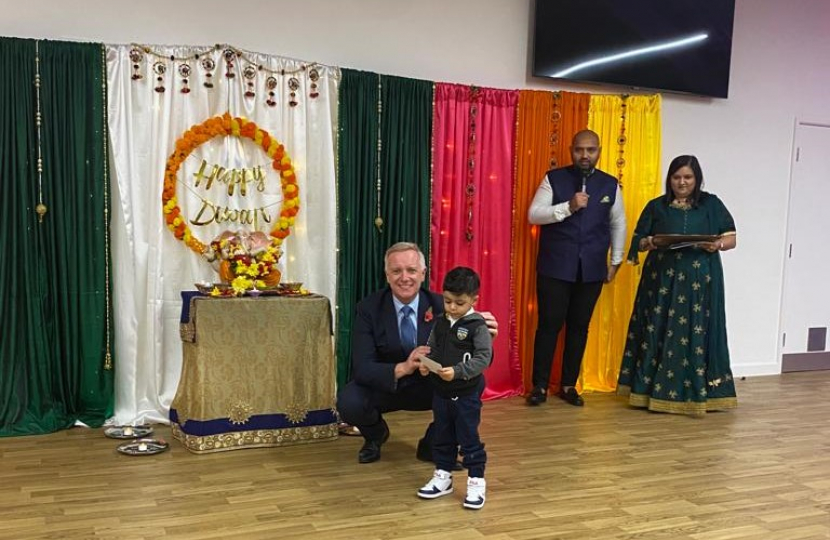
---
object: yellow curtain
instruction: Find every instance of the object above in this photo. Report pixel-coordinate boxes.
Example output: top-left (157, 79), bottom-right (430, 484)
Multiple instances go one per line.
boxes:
top-left (579, 94), bottom-right (662, 392)
top-left (514, 90), bottom-right (590, 395)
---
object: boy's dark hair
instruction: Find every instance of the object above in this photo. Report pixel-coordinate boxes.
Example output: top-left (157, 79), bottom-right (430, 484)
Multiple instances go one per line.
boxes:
top-left (442, 266), bottom-right (480, 296)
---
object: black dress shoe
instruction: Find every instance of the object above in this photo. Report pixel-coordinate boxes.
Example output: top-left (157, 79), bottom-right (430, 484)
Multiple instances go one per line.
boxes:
top-left (416, 436), bottom-right (464, 470)
top-left (558, 387), bottom-right (584, 407)
top-left (358, 421), bottom-right (389, 464)
top-left (526, 386), bottom-right (547, 406)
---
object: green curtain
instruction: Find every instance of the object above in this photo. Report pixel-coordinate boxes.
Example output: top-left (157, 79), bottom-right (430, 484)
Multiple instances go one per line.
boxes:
top-left (0, 37), bottom-right (113, 436)
top-left (335, 69), bottom-right (434, 387)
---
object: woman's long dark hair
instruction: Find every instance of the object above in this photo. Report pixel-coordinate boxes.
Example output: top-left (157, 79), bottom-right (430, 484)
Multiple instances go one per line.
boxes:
top-left (664, 155), bottom-right (704, 207)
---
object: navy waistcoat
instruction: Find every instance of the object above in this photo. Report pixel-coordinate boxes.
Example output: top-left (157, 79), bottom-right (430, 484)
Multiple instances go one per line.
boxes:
top-left (537, 166), bottom-right (618, 283)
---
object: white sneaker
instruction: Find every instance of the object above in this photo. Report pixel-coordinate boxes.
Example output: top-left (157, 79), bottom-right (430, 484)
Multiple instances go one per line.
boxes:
top-left (463, 477), bottom-right (486, 509)
top-left (417, 469), bottom-right (453, 499)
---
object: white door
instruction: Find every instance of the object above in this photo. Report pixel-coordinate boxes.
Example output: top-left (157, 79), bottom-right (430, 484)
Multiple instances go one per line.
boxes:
top-left (780, 121), bottom-right (830, 366)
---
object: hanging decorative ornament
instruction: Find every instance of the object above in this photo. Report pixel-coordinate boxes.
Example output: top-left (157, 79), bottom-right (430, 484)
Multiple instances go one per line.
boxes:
top-left (550, 91), bottom-right (561, 169)
top-left (153, 61), bottom-right (166, 93)
top-left (129, 47), bottom-right (144, 81)
top-left (243, 64), bottom-right (257, 98)
top-left (265, 76), bottom-right (278, 107)
top-left (308, 68), bottom-right (320, 99)
top-left (617, 94), bottom-right (628, 186)
top-left (374, 74), bottom-right (383, 232)
top-left (288, 77), bottom-right (300, 107)
top-left (201, 56), bottom-right (215, 88)
top-left (223, 48), bottom-right (237, 78)
top-left (34, 42), bottom-right (47, 223)
top-left (465, 86), bottom-right (481, 242)
top-left (178, 63), bottom-right (192, 94)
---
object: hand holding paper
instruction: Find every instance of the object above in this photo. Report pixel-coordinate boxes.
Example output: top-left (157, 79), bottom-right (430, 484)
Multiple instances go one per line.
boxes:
top-left (419, 355), bottom-right (443, 374)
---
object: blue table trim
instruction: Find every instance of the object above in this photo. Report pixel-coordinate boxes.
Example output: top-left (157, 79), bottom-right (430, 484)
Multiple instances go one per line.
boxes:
top-left (180, 290), bottom-right (201, 324)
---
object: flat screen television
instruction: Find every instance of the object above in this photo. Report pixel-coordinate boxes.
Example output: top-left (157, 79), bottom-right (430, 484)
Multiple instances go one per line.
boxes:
top-left (532, 0), bottom-right (736, 98)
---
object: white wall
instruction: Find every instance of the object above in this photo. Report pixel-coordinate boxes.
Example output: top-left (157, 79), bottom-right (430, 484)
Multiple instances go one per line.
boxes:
top-left (3, 0), bottom-right (829, 377)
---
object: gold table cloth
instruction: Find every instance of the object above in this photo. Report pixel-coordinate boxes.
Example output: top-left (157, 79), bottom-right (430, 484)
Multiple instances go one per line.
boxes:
top-left (170, 294), bottom-right (338, 453)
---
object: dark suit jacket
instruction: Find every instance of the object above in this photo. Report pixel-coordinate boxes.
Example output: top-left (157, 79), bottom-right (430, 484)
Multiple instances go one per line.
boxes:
top-left (351, 287), bottom-right (444, 393)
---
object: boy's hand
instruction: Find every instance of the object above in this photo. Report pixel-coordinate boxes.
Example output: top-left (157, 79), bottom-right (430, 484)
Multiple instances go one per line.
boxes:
top-left (418, 364), bottom-right (430, 376)
top-left (438, 367), bottom-right (455, 382)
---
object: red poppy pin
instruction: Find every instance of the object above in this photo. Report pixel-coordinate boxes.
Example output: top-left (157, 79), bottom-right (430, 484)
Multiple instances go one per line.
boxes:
top-left (424, 307), bottom-right (434, 323)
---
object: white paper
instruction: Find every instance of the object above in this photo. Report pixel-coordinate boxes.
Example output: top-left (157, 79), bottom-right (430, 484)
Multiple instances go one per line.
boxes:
top-left (418, 355), bottom-right (444, 373)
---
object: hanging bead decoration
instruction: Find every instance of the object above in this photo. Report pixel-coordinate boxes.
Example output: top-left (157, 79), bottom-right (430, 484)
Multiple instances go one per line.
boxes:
top-left (308, 68), bottom-right (320, 98)
top-left (153, 61), bottom-right (166, 93)
top-left (178, 63), bottom-right (192, 94)
top-left (34, 41), bottom-right (47, 223)
top-left (223, 48), bottom-right (236, 78)
top-left (201, 56), bottom-right (215, 88)
top-left (288, 77), bottom-right (300, 107)
top-left (129, 47), bottom-right (144, 80)
top-left (549, 91), bottom-right (562, 169)
top-left (243, 65), bottom-right (257, 98)
top-left (616, 94), bottom-right (629, 186)
top-left (374, 74), bottom-right (384, 232)
top-left (129, 44), bottom-right (328, 108)
top-left (465, 86), bottom-right (481, 242)
top-left (100, 44), bottom-right (113, 371)
top-left (265, 76), bottom-right (277, 107)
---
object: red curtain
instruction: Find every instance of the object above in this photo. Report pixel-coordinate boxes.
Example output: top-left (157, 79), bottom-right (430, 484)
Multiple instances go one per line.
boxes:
top-left (430, 83), bottom-right (521, 399)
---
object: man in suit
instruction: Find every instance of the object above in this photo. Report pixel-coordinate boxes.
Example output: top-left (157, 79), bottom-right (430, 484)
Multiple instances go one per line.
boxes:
top-left (337, 242), bottom-right (496, 464)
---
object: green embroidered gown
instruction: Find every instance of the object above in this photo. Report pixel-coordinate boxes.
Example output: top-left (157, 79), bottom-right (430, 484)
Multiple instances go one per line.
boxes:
top-left (617, 192), bottom-right (737, 416)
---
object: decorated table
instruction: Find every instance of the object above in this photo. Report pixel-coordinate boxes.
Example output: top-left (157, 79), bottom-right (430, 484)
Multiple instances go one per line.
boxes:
top-left (170, 292), bottom-right (338, 453)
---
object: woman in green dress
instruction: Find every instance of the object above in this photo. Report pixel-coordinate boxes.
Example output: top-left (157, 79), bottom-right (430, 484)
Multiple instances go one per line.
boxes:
top-left (617, 155), bottom-right (737, 416)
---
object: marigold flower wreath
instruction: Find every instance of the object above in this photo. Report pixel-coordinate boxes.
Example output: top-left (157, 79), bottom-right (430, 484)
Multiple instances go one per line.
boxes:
top-left (161, 112), bottom-right (299, 256)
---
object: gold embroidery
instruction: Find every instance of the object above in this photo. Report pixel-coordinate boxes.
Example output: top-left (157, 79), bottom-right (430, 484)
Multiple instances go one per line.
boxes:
top-left (626, 394), bottom-right (737, 416)
top-left (171, 423), bottom-right (338, 454)
top-left (228, 400), bottom-right (255, 425)
top-left (284, 404), bottom-right (309, 424)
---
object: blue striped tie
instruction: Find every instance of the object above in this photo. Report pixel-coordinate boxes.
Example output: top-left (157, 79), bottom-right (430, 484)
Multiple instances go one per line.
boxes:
top-left (400, 305), bottom-right (416, 353)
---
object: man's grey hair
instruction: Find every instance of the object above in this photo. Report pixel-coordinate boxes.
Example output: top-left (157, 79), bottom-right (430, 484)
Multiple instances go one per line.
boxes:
top-left (384, 242), bottom-right (426, 270)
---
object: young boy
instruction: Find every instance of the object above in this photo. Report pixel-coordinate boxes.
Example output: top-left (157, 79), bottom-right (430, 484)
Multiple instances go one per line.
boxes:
top-left (416, 266), bottom-right (493, 510)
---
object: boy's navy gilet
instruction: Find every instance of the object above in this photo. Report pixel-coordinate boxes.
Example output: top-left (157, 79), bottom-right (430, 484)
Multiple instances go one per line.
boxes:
top-left (430, 315), bottom-right (487, 398)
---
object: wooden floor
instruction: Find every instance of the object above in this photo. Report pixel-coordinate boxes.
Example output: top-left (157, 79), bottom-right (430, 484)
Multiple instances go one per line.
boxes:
top-left (2, 371), bottom-right (830, 540)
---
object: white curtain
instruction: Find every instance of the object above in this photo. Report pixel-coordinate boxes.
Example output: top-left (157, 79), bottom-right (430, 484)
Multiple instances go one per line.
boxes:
top-left (107, 44), bottom-right (339, 424)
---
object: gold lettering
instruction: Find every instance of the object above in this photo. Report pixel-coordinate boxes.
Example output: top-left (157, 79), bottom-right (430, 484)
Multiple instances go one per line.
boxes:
top-left (192, 160), bottom-right (210, 189)
top-left (238, 168), bottom-right (250, 197)
top-left (253, 166), bottom-right (266, 192)
top-left (186, 157), bottom-right (276, 227)
top-left (217, 207), bottom-right (239, 223)
top-left (187, 198), bottom-right (274, 229)
top-left (237, 209), bottom-right (257, 228)
top-left (190, 199), bottom-right (219, 226)
top-left (193, 161), bottom-right (269, 197)
top-left (214, 168), bottom-right (235, 196)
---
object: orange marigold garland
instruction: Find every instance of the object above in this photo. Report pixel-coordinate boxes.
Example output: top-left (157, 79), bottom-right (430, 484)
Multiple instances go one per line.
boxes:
top-left (161, 112), bottom-right (300, 256)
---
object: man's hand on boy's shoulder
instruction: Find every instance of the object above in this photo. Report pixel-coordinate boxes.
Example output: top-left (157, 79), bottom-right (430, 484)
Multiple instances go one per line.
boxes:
top-left (479, 311), bottom-right (498, 339)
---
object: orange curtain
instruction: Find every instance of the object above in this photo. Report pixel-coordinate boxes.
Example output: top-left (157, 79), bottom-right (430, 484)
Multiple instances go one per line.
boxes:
top-left (513, 90), bottom-right (590, 396)
top-left (579, 94), bottom-right (662, 392)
